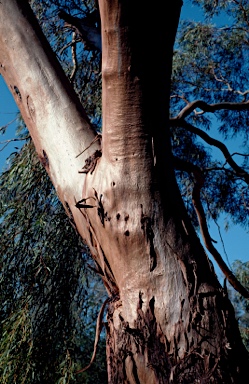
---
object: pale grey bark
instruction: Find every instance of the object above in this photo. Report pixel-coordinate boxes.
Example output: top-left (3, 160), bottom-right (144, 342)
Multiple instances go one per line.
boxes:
top-left (0, 1), bottom-right (248, 382)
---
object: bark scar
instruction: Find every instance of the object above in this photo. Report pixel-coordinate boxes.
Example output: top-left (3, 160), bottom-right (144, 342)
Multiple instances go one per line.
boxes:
top-left (93, 188), bottom-right (106, 225)
top-left (27, 95), bottom-right (36, 122)
top-left (78, 149), bottom-right (102, 174)
top-left (140, 205), bottom-right (157, 271)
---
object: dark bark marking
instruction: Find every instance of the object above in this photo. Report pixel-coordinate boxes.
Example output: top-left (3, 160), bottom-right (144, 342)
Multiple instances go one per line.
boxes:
top-left (78, 149), bottom-right (102, 174)
top-left (93, 189), bottom-right (105, 225)
top-left (39, 149), bottom-right (49, 168)
top-left (138, 291), bottom-right (143, 310)
top-left (126, 353), bottom-right (141, 384)
top-left (111, 181), bottom-right (116, 186)
top-left (75, 197), bottom-right (95, 209)
top-left (149, 296), bottom-right (155, 316)
top-left (13, 85), bottom-right (22, 101)
top-left (140, 209), bottom-right (157, 272)
top-left (27, 95), bottom-right (36, 122)
top-left (124, 214), bottom-right (129, 221)
top-left (124, 230), bottom-right (129, 236)
top-left (116, 213), bottom-right (120, 220)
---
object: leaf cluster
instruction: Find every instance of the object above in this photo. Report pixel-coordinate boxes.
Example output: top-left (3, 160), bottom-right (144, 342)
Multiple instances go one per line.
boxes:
top-left (232, 260), bottom-right (249, 350)
top-left (172, 0), bottom-right (249, 231)
top-left (0, 124), bottom-right (107, 383)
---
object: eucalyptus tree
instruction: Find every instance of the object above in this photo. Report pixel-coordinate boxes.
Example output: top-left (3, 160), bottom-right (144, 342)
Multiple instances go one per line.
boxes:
top-left (0, 0), bottom-right (249, 383)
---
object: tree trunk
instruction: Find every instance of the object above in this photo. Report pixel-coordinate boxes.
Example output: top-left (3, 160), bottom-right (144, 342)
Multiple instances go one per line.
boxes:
top-left (0, 1), bottom-right (248, 383)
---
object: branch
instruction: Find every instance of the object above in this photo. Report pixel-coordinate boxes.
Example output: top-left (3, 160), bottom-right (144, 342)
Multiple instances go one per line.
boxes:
top-left (210, 67), bottom-right (249, 100)
top-left (75, 297), bottom-right (110, 374)
top-left (0, 136), bottom-right (30, 151)
top-left (58, 10), bottom-right (101, 52)
top-left (192, 174), bottom-right (249, 298)
top-left (173, 157), bottom-right (249, 298)
top-left (59, 35), bottom-right (81, 56)
top-left (173, 99), bottom-right (249, 120)
top-left (0, 0), bottom-right (101, 253)
top-left (70, 31), bottom-right (78, 82)
top-left (171, 120), bottom-right (249, 184)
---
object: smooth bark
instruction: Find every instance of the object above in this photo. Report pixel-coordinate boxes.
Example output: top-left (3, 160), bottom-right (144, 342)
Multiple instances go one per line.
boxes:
top-left (0, 0), bottom-right (248, 382)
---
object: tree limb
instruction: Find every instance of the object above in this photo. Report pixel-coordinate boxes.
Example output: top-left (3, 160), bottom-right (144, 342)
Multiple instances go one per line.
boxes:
top-left (171, 119), bottom-right (249, 184)
top-left (173, 156), bottom-right (249, 298)
top-left (192, 173), bottom-right (249, 298)
top-left (172, 99), bottom-right (249, 120)
top-left (58, 10), bottom-right (101, 52)
top-left (75, 297), bottom-right (110, 374)
top-left (70, 31), bottom-right (78, 82)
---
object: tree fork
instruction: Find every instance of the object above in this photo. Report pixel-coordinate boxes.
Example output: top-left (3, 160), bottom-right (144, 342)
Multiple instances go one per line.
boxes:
top-left (0, 1), bottom-right (248, 383)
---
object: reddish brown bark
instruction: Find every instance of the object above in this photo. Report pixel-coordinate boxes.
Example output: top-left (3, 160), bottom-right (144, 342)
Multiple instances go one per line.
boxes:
top-left (0, 0), bottom-right (248, 382)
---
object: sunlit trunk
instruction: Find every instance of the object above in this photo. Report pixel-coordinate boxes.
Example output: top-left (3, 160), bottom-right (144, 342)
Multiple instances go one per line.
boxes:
top-left (0, 1), bottom-right (248, 382)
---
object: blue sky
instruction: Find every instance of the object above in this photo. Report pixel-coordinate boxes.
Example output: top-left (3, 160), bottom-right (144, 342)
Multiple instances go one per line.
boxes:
top-left (180, 1), bottom-right (248, 278)
top-left (0, 1), bottom-right (248, 283)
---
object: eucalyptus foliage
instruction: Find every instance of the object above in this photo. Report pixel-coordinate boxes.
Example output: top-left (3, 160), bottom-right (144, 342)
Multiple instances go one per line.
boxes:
top-left (172, 0), bottom-right (249, 230)
top-left (232, 260), bottom-right (249, 351)
top-left (1, 0), bottom-right (249, 382)
top-left (0, 127), bottom-right (107, 382)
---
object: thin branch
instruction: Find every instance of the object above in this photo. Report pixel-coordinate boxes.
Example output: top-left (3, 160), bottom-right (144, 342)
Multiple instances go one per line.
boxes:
top-left (232, 0), bottom-right (249, 28)
top-left (210, 67), bottom-right (249, 100)
top-left (0, 136), bottom-right (30, 152)
top-left (75, 297), bottom-right (110, 374)
top-left (59, 35), bottom-right (81, 55)
top-left (0, 116), bottom-right (18, 132)
top-left (173, 99), bottom-right (249, 120)
top-left (76, 133), bottom-right (101, 158)
top-left (70, 31), bottom-right (78, 82)
top-left (58, 10), bottom-right (101, 52)
top-left (192, 174), bottom-right (249, 298)
top-left (204, 193), bottom-right (232, 270)
top-left (170, 94), bottom-right (206, 117)
top-left (173, 156), bottom-right (249, 298)
top-left (230, 151), bottom-right (249, 158)
top-left (171, 119), bottom-right (249, 184)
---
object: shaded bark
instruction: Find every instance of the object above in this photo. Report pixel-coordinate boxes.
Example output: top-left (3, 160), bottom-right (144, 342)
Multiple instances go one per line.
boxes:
top-left (0, 0), bottom-right (248, 383)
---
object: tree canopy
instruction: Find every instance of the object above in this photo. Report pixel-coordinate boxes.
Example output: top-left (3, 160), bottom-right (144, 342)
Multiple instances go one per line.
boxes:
top-left (0, 0), bottom-right (248, 382)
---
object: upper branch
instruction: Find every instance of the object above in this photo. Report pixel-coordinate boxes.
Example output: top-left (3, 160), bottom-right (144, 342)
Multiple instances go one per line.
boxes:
top-left (171, 119), bottom-right (249, 184)
top-left (174, 157), bottom-right (249, 298)
top-left (173, 99), bottom-right (249, 120)
top-left (58, 10), bottom-right (101, 52)
top-left (0, 0), bottom-right (99, 219)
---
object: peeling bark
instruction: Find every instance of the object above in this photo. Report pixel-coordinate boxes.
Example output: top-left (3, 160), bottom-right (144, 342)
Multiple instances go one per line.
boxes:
top-left (0, 0), bottom-right (248, 382)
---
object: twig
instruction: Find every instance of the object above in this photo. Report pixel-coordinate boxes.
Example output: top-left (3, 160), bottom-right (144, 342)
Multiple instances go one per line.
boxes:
top-left (0, 136), bottom-right (30, 152)
top-left (75, 297), bottom-right (110, 374)
top-left (76, 134), bottom-right (101, 158)
top-left (0, 116), bottom-right (18, 132)
top-left (59, 36), bottom-right (81, 55)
